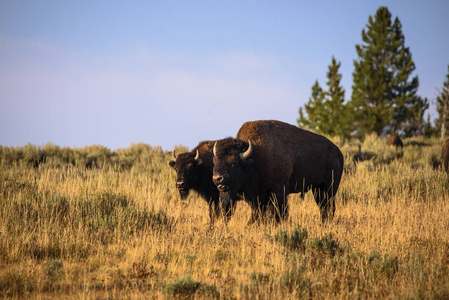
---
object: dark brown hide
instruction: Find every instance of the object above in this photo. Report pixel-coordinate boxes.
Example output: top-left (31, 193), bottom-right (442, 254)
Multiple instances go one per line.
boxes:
top-left (169, 141), bottom-right (233, 223)
top-left (387, 135), bottom-right (403, 149)
top-left (213, 120), bottom-right (344, 223)
top-left (442, 138), bottom-right (449, 173)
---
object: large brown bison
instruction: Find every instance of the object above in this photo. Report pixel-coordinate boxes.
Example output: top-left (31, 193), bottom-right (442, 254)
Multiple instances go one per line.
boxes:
top-left (442, 138), bottom-right (449, 173)
top-left (212, 120), bottom-right (344, 223)
top-left (169, 141), bottom-right (233, 224)
top-left (387, 134), bottom-right (403, 149)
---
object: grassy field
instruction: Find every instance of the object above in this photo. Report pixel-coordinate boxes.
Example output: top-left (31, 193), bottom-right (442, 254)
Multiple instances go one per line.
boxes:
top-left (1, 136), bottom-right (449, 299)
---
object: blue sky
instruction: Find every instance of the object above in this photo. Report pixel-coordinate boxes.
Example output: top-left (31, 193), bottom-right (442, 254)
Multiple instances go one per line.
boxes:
top-left (1, 1), bottom-right (448, 151)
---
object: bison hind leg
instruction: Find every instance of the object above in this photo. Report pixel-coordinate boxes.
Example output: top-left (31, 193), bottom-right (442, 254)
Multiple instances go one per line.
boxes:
top-left (313, 187), bottom-right (336, 223)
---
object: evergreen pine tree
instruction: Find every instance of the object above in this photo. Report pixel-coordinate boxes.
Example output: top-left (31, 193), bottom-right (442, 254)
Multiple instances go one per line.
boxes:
top-left (436, 65), bottom-right (449, 138)
top-left (350, 6), bottom-right (424, 136)
top-left (298, 80), bottom-right (326, 133)
top-left (402, 95), bottom-right (428, 136)
top-left (325, 56), bottom-right (352, 139)
top-left (423, 113), bottom-right (437, 137)
top-left (298, 57), bottom-right (351, 139)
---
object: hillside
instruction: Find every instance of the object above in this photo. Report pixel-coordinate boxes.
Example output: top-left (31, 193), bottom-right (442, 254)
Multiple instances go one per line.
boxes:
top-left (1, 136), bottom-right (448, 299)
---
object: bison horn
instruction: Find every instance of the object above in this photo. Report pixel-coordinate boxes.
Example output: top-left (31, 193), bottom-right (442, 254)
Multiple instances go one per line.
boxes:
top-left (194, 149), bottom-right (200, 161)
top-left (213, 141), bottom-right (218, 156)
top-left (240, 140), bottom-right (253, 160)
top-left (172, 150), bottom-right (177, 161)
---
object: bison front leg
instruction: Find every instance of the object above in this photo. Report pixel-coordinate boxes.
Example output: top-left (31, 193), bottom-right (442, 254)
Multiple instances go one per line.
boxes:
top-left (270, 189), bottom-right (289, 222)
top-left (246, 198), bottom-right (267, 225)
top-left (209, 198), bottom-right (232, 226)
top-left (218, 192), bottom-right (234, 223)
top-left (208, 201), bottom-right (219, 226)
top-left (247, 207), bottom-right (263, 225)
top-left (247, 195), bottom-right (284, 225)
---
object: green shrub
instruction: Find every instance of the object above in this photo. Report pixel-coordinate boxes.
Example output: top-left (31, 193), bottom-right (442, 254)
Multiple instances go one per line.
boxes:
top-left (164, 276), bottom-right (219, 299)
top-left (367, 249), bottom-right (398, 280)
top-left (45, 259), bottom-right (64, 280)
top-left (280, 260), bottom-right (310, 294)
top-left (275, 226), bottom-right (308, 252)
top-left (0, 271), bottom-right (34, 297)
top-left (307, 233), bottom-right (343, 258)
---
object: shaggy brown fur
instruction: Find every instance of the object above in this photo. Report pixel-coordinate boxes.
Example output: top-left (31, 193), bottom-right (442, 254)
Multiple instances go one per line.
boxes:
top-left (213, 120), bottom-right (344, 223)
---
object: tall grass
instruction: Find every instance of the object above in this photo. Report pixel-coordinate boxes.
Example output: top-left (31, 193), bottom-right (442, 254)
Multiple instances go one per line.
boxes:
top-left (1, 137), bottom-right (449, 299)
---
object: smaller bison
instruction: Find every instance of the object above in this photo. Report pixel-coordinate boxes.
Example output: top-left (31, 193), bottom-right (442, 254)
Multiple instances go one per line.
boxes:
top-left (169, 141), bottom-right (233, 224)
top-left (442, 138), bottom-right (449, 173)
top-left (387, 134), bottom-right (403, 150)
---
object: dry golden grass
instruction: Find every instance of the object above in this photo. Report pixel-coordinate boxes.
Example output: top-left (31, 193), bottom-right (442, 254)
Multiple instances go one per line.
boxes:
top-left (1, 137), bottom-right (449, 299)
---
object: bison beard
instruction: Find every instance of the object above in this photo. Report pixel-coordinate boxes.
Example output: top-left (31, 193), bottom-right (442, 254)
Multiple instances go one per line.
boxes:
top-left (169, 141), bottom-right (234, 224)
top-left (213, 120), bottom-right (344, 224)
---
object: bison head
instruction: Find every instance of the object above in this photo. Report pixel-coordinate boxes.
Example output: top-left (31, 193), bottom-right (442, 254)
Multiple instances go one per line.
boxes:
top-left (212, 138), bottom-right (254, 207)
top-left (169, 149), bottom-right (202, 199)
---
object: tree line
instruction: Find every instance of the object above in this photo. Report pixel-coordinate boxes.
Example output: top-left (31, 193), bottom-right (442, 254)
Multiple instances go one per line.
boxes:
top-left (298, 6), bottom-right (449, 140)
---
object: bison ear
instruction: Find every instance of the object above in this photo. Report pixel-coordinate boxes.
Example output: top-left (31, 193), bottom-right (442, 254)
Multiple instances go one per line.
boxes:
top-left (195, 158), bottom-right (203, 166)
top-left (169, 161), bottom-right (176, 168)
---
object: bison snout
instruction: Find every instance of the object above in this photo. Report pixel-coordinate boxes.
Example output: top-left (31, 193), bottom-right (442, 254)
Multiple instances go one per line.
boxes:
top-left (213, 175), bottom-right (224, 184)
top-left (176, 181), bottom-right (187, 190)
